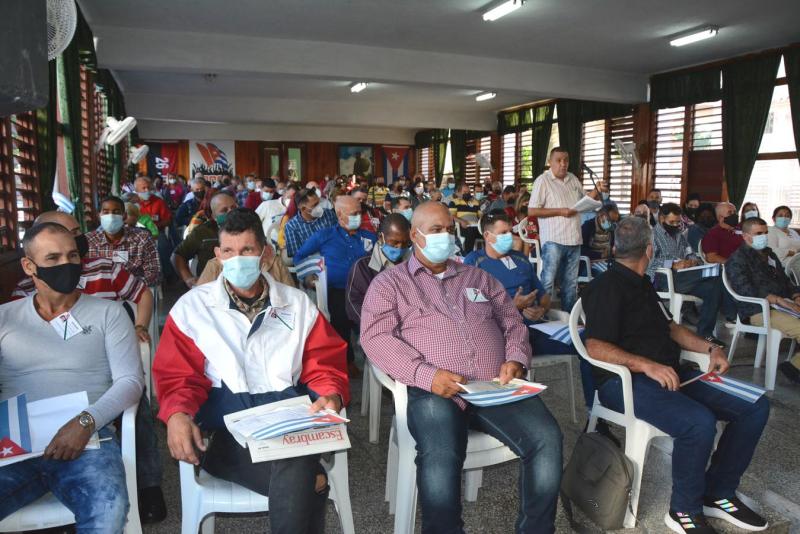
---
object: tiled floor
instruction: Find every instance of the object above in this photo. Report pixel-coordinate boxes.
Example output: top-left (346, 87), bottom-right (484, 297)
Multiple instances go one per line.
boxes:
top-left (141, 288), bottom-right (800, 533)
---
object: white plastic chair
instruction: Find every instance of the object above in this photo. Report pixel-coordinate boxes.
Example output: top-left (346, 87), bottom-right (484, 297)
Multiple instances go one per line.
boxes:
top-left (0, 403), bottom-right (142, 534)
top-left (363, 359), bottom-right (383, 444)
top-left (577, 255), bottom-right (593, 284)
top-left (517, 218), bottom-right (543, 278)
top-left (288, 260), bottom-right (330, 321)
top-left (528, 309), bottom-right (577, 424)
top-left (721, 265), bottom-right (796, 390)
top-left (655, 267), bottom-right (703, 325)
top-left (569, 299), bottom-right (720, 529)
top-left (698, 239), bottom-right (707, 262)
top-left (178, 413), bottom-right (354, 534)
top-left (785, 253), bottom-right (800, 285)
top-left (371, 366), bottom-right (518, 534)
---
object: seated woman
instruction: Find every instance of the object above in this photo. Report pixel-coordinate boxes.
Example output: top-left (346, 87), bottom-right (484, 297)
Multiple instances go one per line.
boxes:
top-left (740, 201), bottom-right (760, 224)
top-left (767, 205), bottom-right (800, 266)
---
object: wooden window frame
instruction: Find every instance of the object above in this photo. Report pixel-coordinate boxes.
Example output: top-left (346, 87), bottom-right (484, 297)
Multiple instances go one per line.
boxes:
top-left (0, 112), bottom-right (42, 251)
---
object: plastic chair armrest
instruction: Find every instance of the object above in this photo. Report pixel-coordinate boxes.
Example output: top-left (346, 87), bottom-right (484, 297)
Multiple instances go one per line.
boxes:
top-left (679, 350), bottom-right (711, 373)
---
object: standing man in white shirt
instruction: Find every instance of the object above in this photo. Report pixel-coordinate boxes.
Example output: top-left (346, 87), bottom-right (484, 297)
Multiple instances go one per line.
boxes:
top-left (527, 147), bottom-right (606, 312)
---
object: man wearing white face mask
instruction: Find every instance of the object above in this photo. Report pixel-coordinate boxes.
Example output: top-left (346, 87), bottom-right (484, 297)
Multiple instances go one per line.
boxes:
top-left (294, 196), bottom-right (376, 374)
top-left (154, 208), bottom-right (349, 534)
top-left (361, 201), bottom-right (563, 534)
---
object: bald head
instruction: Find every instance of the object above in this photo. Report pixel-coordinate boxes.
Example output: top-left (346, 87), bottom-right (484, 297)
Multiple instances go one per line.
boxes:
top-left (335, 195), bottom-right (359, 215)
top-left (411, 201), bottom-right (451, 233)
top-left (210, 192), bottom-right (237, 217)
top-left (34, 211), bottom-right (81, 236)
top-left (134, 177), bottom-right (152, 193)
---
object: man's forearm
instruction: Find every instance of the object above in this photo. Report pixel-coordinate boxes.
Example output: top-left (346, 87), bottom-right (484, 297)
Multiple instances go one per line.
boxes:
top-left (705, 252), bottom-right (725, 264)
top-left (669, 322), bottom-right (713, 353)
top-left (173, 254), bottom-right (193, 282)
top-left (528, 207), bottom-right (565, 218)
top-left (136, 288), bottom-right (153, 328)
top-left (585, 338), bottom-right (653, 373)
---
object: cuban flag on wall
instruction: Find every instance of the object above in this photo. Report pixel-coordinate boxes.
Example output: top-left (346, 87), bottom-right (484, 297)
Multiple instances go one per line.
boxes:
top-left (0, 394), bottom-right (32, 459)
top-left (382, 146), bottom-right (410, 183)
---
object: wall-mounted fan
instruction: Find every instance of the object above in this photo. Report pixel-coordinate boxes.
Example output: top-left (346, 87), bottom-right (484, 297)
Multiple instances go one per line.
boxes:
top-left (614, 139), bottom-right (641, 169)
top-left (130, 145), bottom-right (149, 164)
top-left (96, 116), bottom-right (137, 151)
top-left (475, 152), bottom-right (493, 171)
top-left (47, 0), bottom-right (77, 60)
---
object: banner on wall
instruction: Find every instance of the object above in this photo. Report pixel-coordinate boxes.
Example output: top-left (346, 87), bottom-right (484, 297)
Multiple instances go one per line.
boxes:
top-left (189, 140), bottom-right (235, 181)
top-left (382, 146), bottom-right (410, 183)
top-left (146, 142), bottom-right (180, 181)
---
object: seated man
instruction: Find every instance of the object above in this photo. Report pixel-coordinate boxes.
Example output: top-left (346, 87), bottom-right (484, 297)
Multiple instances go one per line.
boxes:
top-left (703, 202), bottom-right (744, 264)
top-left (154, 209), bottom-right (348, 534)
top-left (86, 195), bottom-right (161, 286)
top-left (582, 217), bottom-right (769, 534)
top-left (726, 217), bottom-right (800, 386)
top-left (368, 176), bottom-right (389, 207)
top-left (688, 203), bottom-right (717, 254)
top-left (465, 210), bottom-right (596, 413)
top-left (172, 191), bottom-right (237, 288)
top-left (581, 206), bottom-right (619, 261)
top-left (449, 183), bottom-right (482, 253)
top-left (649, 203), bottom-right (725, 344)
top-left (175, 178), bottom-right (208, 229)
top-left (350, 187), bottom-right (380, 232)
top-left (295, 196), bottom-right (376, 374)
top-left (360, 201), bottom-right (562, 534)
top-left (284, 188), bottom-right (338, 258)
top-left (345, 213), bottom-right (411, 324)
top-left (197, 240), bottom-right (295, 287)
top-left (256, 182), bottom-right (296, 240)
top-left (391, 196), bottom-right (413, 222)
top-left (0, 223), bottom-right (144, 530)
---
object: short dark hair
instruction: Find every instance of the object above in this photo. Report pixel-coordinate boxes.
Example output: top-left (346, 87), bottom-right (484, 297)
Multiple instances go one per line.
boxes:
top-left (263, 178), bottom-right (276, 189)
top-left (480, 209), bottom-right (512, 233)
top-left (351, 187), bottom-right (369, 195)
top-left (686, 193), bottom-right (701, 202)
top-left (100, 195), bottom-right (125, 211)
top-left (660, 202), bottom-right (682, 217)
top-left (502, 185), bottom-right (516, 195)
top-left (219, 208), bottom-right (266, 246)
top-left (648, 188), bottom-right (662, 195)
top-left (742, 217), bottom-right (768, 234)
top-left (380, 213), bottom-right (411, 235)
top-left (286, 183), bottom-right (299, 192)
top-left (22, 222), bottom-right (72, 255)
top-left (295, 188), bottom-right (318, 207)
top-left (549, 146), bottom-right (568, 157)
top-left (773, 205), bottom-right (792, 218)
top-left (697, 203), bottom-right (716, 217)
top-left (391, 196), bottom-right (411, 209)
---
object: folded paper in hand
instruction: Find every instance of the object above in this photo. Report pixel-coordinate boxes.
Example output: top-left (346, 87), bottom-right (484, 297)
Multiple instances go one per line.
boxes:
top-left (458, 378), bottom-right (547, 407)
top-left (529, 321), bottom-right (582, 345)
top-left (224, 396), bottom-right (351, 463)
top-left (771, 302), bottom-right (800, 319)
top-left (572, 196), bottom-right (603, 213)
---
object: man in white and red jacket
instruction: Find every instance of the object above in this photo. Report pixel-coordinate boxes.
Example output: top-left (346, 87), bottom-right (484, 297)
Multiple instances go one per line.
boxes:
top-left (153, 208), bottom-right (348, 534)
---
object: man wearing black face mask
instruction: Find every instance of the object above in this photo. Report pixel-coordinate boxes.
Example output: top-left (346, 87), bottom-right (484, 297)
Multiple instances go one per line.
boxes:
top-left (688, 203), bottom-right (716, 254)
top-left (646, 188), bottom-right (662, 227)
top-left (703, 202), bottom-right (744, 265)
top-left (648, 204), bottom-right (725, 345)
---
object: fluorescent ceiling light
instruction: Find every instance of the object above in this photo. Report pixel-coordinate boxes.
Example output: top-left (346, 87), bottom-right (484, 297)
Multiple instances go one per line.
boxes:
top-left (475, 92), bottom-right (497, 102)
top-left (350, 82), bottom-right (369, 93)
top-left (670, 26), bottom-right (719, 47)
top-left (482, 0), bottom-right (524, 22)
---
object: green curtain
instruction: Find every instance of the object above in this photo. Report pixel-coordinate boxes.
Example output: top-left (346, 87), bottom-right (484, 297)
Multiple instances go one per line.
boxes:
top-left (450, 129), bottom-right (467, 184)
top-left (432, 129), bottom-right (449, 183)
top-left (531, 104), bottom-right (554, 177)
top-left (785, 48), bottom-right (800, 165)
top-left (650, 68), bottom-right (721, 109)
top-left (57, 45), bottom-right (85, 230)
top-left (465, 130), bottom-right (490, 141)
top-left (556, 100), bottom-right (582, 175)
top-left (414, 130), bottom-right (434, 148)
top-left (722, 53), bottom-right (781, 207)
top-left (35, 61), bottom-right (58, 211)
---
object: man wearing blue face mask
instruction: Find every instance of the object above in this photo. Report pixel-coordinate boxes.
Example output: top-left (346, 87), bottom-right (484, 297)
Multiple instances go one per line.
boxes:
top-left (345, 214), bottom-right (411, 324)
top-left (295, 195), bottom-right (377, 374)
top-left (726, 217), bottom-right (800, 386)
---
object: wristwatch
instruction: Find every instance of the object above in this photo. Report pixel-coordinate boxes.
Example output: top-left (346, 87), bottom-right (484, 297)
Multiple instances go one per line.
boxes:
top-left (78, 411), bottom-right (95, 430)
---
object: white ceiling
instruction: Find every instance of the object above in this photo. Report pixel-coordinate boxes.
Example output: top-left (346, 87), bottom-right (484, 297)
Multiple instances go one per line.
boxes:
top-left (78, 0), bottom-right (800, 141)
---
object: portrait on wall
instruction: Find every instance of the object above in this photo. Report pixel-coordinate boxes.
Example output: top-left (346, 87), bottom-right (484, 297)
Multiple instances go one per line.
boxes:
top-left (338, 145), bottom-right (374, 180)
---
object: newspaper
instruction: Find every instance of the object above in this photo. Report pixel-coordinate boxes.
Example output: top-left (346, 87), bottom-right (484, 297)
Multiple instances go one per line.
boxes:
top-left (572, 195), bottom-right (603, 213)
top-left (458, 378), bottom-right (547, 407)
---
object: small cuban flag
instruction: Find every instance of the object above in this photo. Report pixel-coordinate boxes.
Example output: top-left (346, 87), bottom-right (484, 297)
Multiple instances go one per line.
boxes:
top-left (0, 394), bottom-right (32, 459)
top-left (458, 379), bottom-right (548, 407)
top-left (251, 411), bottom-right (347, 440)
top-left (681, 372), bottom-right (765, 403)
top-left (700, 263), bottom-right (720, 279)
top-left (295, 255), bottom-right (325, 280)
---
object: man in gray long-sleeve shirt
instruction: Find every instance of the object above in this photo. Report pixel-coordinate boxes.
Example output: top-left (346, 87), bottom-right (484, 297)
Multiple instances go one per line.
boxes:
top-left (0, 222), bottom-right (144, 532)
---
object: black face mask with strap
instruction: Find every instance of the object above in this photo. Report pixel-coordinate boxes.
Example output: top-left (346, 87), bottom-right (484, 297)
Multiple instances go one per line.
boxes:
top-left (31, 261), bottom-right (82, 294)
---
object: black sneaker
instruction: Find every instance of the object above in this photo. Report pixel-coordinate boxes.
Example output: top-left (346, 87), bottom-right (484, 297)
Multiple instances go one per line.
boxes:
top-left (703, 496), bottom-right (768, 531)
top-left (779, 361), bottom-right (800, 384)
top-left (664, 511), bottom-right (717, 533)
top-left (704, 336), bottom-right (727, 350)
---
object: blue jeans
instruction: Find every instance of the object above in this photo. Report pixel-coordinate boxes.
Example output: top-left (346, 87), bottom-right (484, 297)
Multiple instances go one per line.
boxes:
top-left (530, 329), bottom-right (595, 409)
top-left (0, 428), bottom-right (129, 533)
top-left (540, 242), bottom-right (580, 313)
top-left (597, 368), bottom-right (770, 514)
top-left (407, 388), bottom-right (563, 534)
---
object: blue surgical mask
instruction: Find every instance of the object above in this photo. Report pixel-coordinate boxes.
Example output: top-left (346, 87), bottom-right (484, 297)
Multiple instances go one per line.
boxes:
top-left (400, 208), bottom-right (413, 222)
top-left (475, 192), bottom-right (485, 201)
top-left (221, 254), bottom-right (262, 288)
top-left (381, 243), bottom-right (407, 263)
top-left (346, 214), bottom-right (361, 231)
top-left (261, 191), bottom-right (273, 201)
top-left (100, 213), bottom-right (124, 234)
top-left (600, 220), bottom-right (612, 231)
top-left (744, 210), bottom-right (759, 220)
top-left (490, 232), bottom-right (514, 255)
top-left (138, 191), bottom-right (151, 201)
top-left (246, 181), bottom-right (256, 191)
top-left (751, 234), bottom-right (769, 251)
top-left (416, 230), bottom-right (454, 264)
top-left (776, 217), bottom-right (791, 229)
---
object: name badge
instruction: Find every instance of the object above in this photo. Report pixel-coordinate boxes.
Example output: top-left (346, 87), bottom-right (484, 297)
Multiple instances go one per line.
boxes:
top-left (500, 257), bottom-right (517, 270)
top-left (362, 238), bottom-right (374, 252)
top-left (152, 214), bottom-right (160, 222)
top-left (50, 312), bottom-right (84, 340)
top-left (112, 250), bottom-right (129, 263)
top-left (267, 308), bottom-right (295, 330)
top-left (465, 288), bottom-right (489, 302)
top-left (768, 257), bottom-right (777, 269)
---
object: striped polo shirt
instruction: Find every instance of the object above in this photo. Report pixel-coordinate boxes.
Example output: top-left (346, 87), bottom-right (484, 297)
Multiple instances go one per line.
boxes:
top-left (528, 170), bottom-right (586, 246)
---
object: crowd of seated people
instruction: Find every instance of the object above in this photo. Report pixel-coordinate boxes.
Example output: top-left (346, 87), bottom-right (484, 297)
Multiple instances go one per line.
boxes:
top-left (2, 155), bottom-right (796, 534)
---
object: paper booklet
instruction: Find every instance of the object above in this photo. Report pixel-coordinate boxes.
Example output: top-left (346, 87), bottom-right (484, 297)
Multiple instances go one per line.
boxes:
top-left (679, 372), bottom-right (765, 403)
top-left (458, 378), bottom-right (547, 407)
top-left (663, 261), bottom-right (720, 278)
top-left (529, 321), bottom-right (582, 345)
top-left (0, 391), bottom-right (100, 467)
top-left (771, 302), bottom-right (800, 319)
top-left (572, 195), bottom-right (603, 213)
top-left (224, 396), bottom-right (351, 463)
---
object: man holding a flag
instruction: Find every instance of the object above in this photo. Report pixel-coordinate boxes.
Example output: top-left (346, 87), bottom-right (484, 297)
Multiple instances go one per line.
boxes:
top-left (582, 216), bottom-right (770, 534)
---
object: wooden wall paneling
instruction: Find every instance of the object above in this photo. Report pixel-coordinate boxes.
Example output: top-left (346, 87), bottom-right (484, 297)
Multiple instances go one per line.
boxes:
top-left (687, 150), bottom-right (725, 203)
top-left (490, 132), bottom-right (501, 183)
top-left (306, 142), bottom-right (338, 181)
top-left (234, 140), bottom-right (262, 177)
top-left (176, 140), bottom-right (190, 178)
top-left (373, 145), bottom-right (384, 179)
top-left (632, 104), bottom-right (653, 210)
top-left (0, 249), bottom-right (23, 304)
